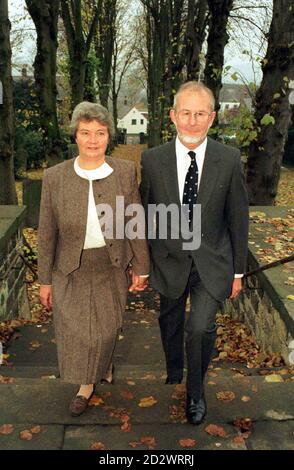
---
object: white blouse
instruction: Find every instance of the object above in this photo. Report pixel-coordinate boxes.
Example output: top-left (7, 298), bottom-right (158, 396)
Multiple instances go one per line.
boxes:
top-left (74, 156), bottom-right (113, 249)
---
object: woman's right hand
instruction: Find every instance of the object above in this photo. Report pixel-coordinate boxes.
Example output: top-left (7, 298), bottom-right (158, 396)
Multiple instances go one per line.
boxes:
top-left (40, 285), bottom-right (53, 311)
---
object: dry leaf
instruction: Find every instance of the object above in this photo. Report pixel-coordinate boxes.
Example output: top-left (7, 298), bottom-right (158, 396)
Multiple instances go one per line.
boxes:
top-left (241, 396), bottom-right (251, 402)
top-left (233, 418), bottom-right (253, 432)
top-left (205, 424), bottom-right (228, 438)
top-left (89, 396), bottom-right (104, 406)
top-left (138, 396), bottom-right (158, 408)
top-left (90, 441), bottom-right (106, 450)
top-left (121, 421), bottom-right (131, 432)
top-left (0, 424), bottom-right (14, 435)
top-left (0, 376), bottom-right (14, 384)
top-left (129, 441), bottom-right (141, 448)
top-left (30, 426), bottom-right (41, 434)
top-left (233, 436), bottom-right (245, 446)
top-left (140, 437), bottom-right (156, 449)
top-left (179, 438), bottom-right (197, 447)
top-left (216, 391), bottom-right (236, 402)
top-left (20, 430), bottom-right (33, 441)
top-left (265, 374), bottom-right (284, 383)
top-left (120, 390), bottom-right (134, 401)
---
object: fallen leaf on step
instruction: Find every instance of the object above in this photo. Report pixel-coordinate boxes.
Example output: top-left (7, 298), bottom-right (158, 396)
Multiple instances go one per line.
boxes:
top-left (216, 391), bottom-right (236, 402)
top-left (138, 396), bottom-right (158, 407)
top-left (265, 374), bottom-right (284, 383)
top-left (120, 390), bottom-right (134, 401)
top-left (29, 340), bottom-right (41, 350)
top-left (0, 424), bottom-right (14, 435)
top-left (0, 375), bottom-right (14, 384)
top-left (179, 438), bottom-right (197, 447)
top-left (241, 396), bottom-right (251, 402)
top-left (90, 441), bottom-right (106, 450)
top-left (205, 424), bottom-right (228, 438)
top-left (20, 430), bottom-right (33, 441)
top-left (140, 436), bottom-right (156, 449)
top-left (30, 426), bottom-right (41, 434)
top-left (89, 396), bottom-right (104, 406)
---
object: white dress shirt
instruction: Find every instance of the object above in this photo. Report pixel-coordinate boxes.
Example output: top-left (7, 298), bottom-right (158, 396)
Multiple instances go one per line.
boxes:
top-left (74, 157), bottom-right (113, 249)
top-left (176, 135), bottom-right (207, 202)
top-left (175, 136), bottom-right (243, 279)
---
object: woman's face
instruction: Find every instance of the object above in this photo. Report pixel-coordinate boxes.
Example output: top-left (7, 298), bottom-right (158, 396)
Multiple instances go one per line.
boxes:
top-left (75, 119), bottom-right (109, 161)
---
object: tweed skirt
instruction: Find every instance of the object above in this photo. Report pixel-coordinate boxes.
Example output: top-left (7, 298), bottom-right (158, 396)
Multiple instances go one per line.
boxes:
top-left (52, 247), bottom-right (128, 384)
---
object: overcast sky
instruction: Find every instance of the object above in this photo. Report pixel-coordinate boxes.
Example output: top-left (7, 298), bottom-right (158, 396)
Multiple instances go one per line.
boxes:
top-left (9, 0), bottom-right (266, 85)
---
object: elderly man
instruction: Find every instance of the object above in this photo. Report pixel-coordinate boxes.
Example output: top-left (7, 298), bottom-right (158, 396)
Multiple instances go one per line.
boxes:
top-left (140, 81), bottom-right (248, 425)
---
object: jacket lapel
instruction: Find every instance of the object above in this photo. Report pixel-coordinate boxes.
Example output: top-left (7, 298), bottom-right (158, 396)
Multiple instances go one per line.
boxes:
top-left (63, 159), bottom-right (88, 240)
top-left (196, 137), bottom-right (220, 214)
top-left (160, 139), bottom-right (181, 207)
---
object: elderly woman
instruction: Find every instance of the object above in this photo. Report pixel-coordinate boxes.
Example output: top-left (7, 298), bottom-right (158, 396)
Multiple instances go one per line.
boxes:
top-left (38, 102), bottom-right (149, 416)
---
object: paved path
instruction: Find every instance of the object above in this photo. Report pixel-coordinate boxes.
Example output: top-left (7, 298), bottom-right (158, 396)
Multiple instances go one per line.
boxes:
top-left (0, 288), bottom-right (293, 450)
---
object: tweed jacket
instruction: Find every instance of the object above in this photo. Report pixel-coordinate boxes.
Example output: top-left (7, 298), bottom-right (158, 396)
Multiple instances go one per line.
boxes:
top-left (38, 156), bottom-right (150, 285)
top-left (140, 137), bottom-right (249, 301)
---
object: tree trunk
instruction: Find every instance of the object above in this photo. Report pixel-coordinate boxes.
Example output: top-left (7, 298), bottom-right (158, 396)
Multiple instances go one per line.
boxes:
top-left (95, 0), bottom-right (117, 108)
top-left (25, 0), bottom-right (63, 167)
top-left (203, 0), bottom-right (233, 118)
top-left (185, 0), bottom-right (208, 81)
top-left (0, 0), bottom-right (17, 204)
top-left (246, 0), bottom-right (294, 205)
top-left (143, 0), bottom-right (186, 147)
top-left (61, 0), bottom-right (100, 110)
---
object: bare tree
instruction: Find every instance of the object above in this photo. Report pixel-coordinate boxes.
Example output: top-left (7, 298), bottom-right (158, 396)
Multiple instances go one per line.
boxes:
top-left (60, 0), bottom-right (100, 109)
top-left (25, 0), bottom-right (63, 166)
top-left (185, 0), bottom-right (209, 81)
top-left (203, 0), bottom-right (234, 118)
top-left (246, 0), bottom-right (294, 205)
top-left (94, 0), bottom-right (117, 107)
top-left (0, 0), bottom-right (17, 203)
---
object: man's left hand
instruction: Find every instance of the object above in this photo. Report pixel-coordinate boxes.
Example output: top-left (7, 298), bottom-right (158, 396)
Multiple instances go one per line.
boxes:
top-left (229, 278), bottom-right (243, 299)
top-left (129, 272), bottom-right (149, 292)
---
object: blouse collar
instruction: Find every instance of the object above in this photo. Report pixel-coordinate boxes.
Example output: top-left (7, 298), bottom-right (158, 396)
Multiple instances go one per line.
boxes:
top-left (74, 156), bottom-right (114, 181)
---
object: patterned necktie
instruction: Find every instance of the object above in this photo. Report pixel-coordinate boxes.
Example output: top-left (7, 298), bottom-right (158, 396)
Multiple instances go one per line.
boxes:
top-left (182, 151), bottom-right (198, 225)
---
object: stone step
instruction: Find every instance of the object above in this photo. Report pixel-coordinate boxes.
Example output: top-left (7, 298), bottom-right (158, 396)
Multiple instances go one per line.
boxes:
top-left (0, 375), bottom-right (293, 426)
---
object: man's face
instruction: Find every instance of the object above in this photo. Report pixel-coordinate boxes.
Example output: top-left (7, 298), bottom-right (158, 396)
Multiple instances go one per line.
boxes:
top-left (170, 90), bottom-right (216, 149)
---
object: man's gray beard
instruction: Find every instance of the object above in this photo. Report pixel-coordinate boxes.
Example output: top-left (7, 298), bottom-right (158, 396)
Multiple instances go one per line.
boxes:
top-left (178, 131), bottom-right (207, 145)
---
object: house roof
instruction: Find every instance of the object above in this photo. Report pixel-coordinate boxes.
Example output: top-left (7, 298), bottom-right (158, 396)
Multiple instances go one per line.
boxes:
top-left (219, 83), bottom-right (250, 103)
top-left (118, 103), bottom-right (148, 121)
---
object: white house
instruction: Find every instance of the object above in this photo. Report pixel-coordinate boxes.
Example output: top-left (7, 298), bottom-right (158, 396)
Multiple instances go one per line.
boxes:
top-left (117, 104), bottom-right (148, 144)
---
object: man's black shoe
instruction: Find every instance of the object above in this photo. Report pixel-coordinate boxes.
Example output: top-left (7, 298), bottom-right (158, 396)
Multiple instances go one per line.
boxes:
top-left (165, 377), bottom-right (182, 384)
top-left (186, 394), bottom-right (207, 425)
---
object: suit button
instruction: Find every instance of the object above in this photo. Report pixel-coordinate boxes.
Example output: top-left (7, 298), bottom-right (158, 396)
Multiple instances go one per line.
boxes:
top-left (101, 211), bottom-right (105, 216)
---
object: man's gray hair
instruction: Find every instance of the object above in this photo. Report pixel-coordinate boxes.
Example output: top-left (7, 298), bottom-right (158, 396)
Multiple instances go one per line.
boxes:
top-left (70, 101), bottom-right (115, 138)
top-left (173, 81), bottom-right (215, 111)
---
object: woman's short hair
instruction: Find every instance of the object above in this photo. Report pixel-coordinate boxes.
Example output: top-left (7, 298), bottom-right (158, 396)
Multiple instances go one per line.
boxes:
top-left (70, 101), bottom-right (115, 139)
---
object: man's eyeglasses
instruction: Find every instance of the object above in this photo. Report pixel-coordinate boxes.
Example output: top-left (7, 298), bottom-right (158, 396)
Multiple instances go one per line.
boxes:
top-left (177, 110), bottom-right (212, 122)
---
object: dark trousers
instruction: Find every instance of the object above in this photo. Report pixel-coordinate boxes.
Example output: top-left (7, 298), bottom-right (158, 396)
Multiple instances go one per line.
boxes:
top-left (159, 262), bottom-right (220, 401)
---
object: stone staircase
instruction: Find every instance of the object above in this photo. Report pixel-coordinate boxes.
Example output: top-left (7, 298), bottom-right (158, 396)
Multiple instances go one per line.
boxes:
top-left (1, 288), bottom-right (294, 450)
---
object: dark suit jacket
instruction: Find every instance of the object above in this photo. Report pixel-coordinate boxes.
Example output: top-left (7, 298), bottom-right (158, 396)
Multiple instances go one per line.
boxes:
top-left (38, 156), bottom-right (150, 285)
top-left (140, 137), bottom-right (249, 301)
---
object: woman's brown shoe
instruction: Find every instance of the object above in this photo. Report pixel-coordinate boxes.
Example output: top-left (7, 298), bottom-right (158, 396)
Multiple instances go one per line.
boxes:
top-left (69, 389), bottom-right (95, 417)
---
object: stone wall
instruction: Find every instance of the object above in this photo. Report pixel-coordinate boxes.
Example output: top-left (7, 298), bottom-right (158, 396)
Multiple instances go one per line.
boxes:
top-left (0, 206), bottom-right (30, 320)
top-left (224, 207), bottom-right (294, 366)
